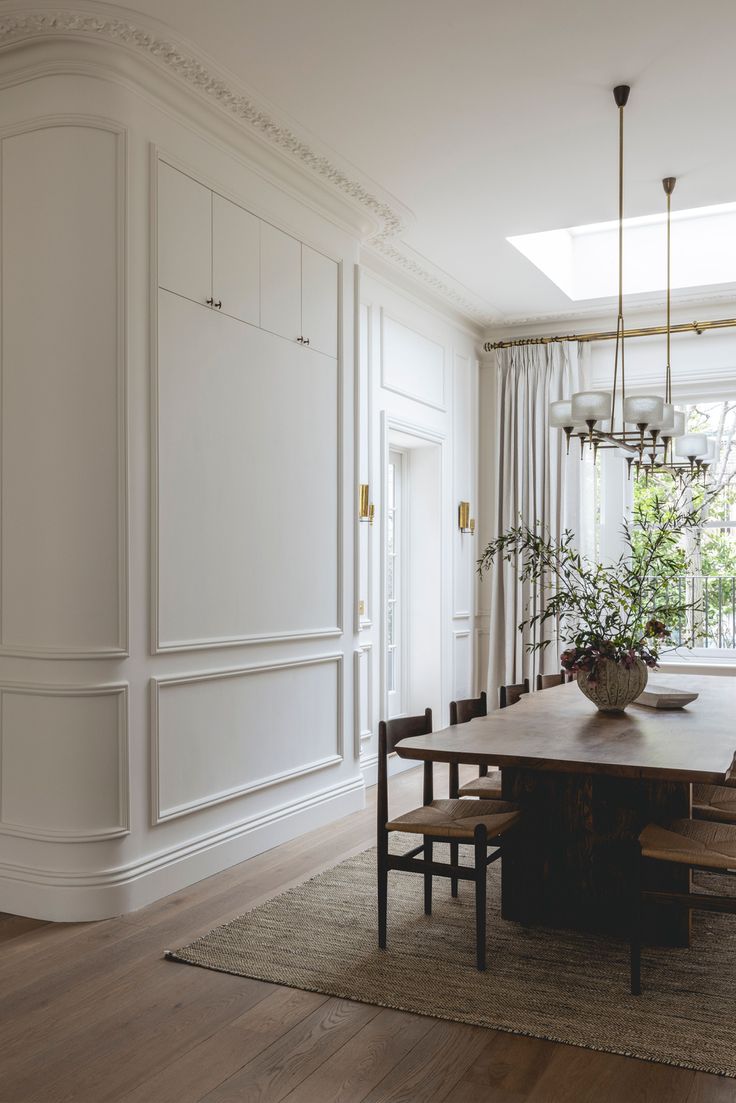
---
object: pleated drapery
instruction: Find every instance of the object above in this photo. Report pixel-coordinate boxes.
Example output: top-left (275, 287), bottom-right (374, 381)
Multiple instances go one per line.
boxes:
top-left (485, 342), bottom-right (590, 702)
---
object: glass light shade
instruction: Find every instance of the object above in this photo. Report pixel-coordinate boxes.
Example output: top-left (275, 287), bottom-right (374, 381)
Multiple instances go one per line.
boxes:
top-left (549, 399), bottom-right (574, 428)
top-left (623, 394), bottom-right (665, 426)
top-left (669, 409), bottom-right (686, 438)
top-left (571, 390), bottom-right (611, 422)
top-left (702, 437), bottom-right (717, 461)
top-left (674, 433), bottom-right (708, 459)
top-left (648, 402), bottom-right (675, 433)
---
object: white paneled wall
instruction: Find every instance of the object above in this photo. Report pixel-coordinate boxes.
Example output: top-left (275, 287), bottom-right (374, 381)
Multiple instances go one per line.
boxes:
top-left (0, 121), bottom-right (126, 658)
top-left (0, 29), bottom-right (480, 919)
top-left (0, 36), bottom-right (363, 921)
top-left (356, 273), bottom-right (480, 781)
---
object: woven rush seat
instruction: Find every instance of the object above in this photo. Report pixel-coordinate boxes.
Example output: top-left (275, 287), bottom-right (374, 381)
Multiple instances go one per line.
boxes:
top-left (387, 798), bottom-right (520, 840)
top-left (459, 772), bottom-right (502, 799)
top-left (640, 818), bottom-right (736, 871)
top-left (693, 783), bottom-right (736, 825)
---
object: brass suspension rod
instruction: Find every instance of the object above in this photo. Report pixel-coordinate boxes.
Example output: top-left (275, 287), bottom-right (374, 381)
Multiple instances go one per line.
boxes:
top-left (482, 317), bottom-right (736, 352)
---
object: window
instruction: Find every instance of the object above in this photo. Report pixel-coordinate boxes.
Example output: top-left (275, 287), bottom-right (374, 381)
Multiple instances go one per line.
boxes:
top-left (632, 400), bottom-right (736, 651)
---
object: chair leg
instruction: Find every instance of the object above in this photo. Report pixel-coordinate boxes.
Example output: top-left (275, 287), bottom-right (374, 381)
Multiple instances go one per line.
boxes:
top-left (378, 841), bottom-right (388, 949)
top-left (448, 764), bottom-right (459, 898)
top-left (630, 844), bottom-right (642, 996)
top-left (474, 825), bottom-right (487, 971)
top-left (450, 843), bottom-right (459, 898)
top-left (424, 838), bottom-right (433, 915)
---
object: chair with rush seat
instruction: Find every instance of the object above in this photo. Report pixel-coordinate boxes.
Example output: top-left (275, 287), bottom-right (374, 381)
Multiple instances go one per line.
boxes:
top-left (456, 682), bottom-right (530, 803)
top-left (377, 708), bottom-right (521, 970)
top-left (499, 678), bottom-right (531, 709)
top-left (536, 671), bottom-right (568, 691)
top-left (630, 763), bottom-right (736, 994)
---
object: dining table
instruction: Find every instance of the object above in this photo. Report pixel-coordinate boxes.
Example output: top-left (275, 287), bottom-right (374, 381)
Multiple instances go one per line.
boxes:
top-left (393, 673), bottom-right (736, 947)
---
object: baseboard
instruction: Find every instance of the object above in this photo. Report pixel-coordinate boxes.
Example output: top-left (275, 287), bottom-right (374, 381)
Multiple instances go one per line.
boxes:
top-left (0, 773), bottom-right (365, 922)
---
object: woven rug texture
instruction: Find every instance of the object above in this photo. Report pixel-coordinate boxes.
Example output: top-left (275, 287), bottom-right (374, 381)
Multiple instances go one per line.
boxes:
top-left (167, 842), bottom-right (736, 1078)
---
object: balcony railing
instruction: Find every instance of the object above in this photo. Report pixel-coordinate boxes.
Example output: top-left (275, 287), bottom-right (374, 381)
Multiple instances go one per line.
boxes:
top-left (649, 575), bottom-right (736, 650)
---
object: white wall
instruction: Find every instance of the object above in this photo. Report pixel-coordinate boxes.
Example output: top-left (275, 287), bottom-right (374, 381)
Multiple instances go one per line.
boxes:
top-left (356, 271), bottom-right (480, 782)
top-left (0, 34), bottom-right (367, 921)
top-left (0, 27), bottom-right (482, 919)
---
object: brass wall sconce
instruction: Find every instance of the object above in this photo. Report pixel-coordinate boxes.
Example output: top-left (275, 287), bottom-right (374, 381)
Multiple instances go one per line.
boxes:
top-left (359, 484), bottom-right (375, 524)
top-left (458, 501), bottom-right (475, 534)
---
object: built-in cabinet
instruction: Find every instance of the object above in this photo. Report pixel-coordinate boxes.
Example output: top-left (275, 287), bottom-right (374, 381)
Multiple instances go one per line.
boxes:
top-left (157, 160), bottom-right (338, 356)
top-left (155, 157), bottom-right (341, 650)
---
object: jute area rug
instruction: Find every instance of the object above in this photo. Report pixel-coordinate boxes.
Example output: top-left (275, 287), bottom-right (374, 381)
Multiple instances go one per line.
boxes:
top-left (167, 840), bottom-right (736, 1078)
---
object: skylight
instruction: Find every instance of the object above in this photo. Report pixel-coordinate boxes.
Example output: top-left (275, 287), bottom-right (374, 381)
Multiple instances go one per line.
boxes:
top-left (508, 202), bottom-right (736, 301)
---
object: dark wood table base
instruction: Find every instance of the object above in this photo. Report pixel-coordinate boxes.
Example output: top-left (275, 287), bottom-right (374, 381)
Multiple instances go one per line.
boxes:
top-left (501, 767), bottom-right (692, 947)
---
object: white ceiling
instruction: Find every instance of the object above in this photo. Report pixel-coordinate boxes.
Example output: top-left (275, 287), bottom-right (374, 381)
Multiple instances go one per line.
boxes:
top-left (90, 0), bottom-right (736, 326)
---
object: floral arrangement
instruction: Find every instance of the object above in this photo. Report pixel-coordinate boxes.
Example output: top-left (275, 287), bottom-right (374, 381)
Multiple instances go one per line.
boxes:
top-left (478, 479), bottom-right (719, 684)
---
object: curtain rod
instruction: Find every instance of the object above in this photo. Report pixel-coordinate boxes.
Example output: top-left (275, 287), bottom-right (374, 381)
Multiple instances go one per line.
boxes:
top-left (482, 317), bottom-right (736, 352)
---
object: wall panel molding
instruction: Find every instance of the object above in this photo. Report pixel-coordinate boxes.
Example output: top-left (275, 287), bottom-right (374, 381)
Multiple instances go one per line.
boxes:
top-left (356, 291), bottom-right (374, 633)
top-left (0, 115), bottom-right (128, 658)
top-left (151, 653), bottom-right (344, 824)
top-left (353, 642), bottom-right (374, 756)
top-left (0, 681), bottom-right (129, 842)
top-left (150, 152), bottom-right (343, 653)
top-left (380, 309), bottom-right (446, 411)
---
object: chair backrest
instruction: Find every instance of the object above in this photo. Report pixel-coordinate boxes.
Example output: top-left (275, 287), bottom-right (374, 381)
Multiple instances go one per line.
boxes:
top-left (536, 672), bottom-right (566, 692)
top-left (725, 751), bottom-right (736, 787)
top-left (377, 709), bottom-right (433, 835)
top-left (449, 691), bottom-right (487, 726)
top-left (499, 679), bottom-right (530, 709)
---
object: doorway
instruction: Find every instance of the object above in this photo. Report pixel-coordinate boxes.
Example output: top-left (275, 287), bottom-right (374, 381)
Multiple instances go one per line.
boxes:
top-left (383, 421), bottom-right (444, 723)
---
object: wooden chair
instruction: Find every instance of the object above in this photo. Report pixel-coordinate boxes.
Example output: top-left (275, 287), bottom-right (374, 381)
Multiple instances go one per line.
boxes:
top-left (457, 682), bottom-right (530, 804)
top-left (499, 678), bottom-right (531, 709)
top-left (630, 803), bottom-right (736, 994)
top-left (536, 671), bottom-right (567, 691)
top-left (692, 783), bottom-right (736, 825)
top-left (378, 708), bottom-right (521, 970)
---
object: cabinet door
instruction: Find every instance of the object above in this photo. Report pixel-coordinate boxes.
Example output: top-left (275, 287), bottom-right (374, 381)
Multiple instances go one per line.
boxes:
top-left (301, 245), bottom-right (338, 358)
top-left (212, 194), bottom-right (260, 326)
top-left (260, 222), bottom-right (301, 342)
top-left (157, 161), bottom-right (212, 306)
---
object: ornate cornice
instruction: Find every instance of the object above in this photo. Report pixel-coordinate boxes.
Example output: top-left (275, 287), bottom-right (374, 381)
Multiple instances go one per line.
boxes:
top-left (0, 5), bottom-right (499, 329)
top-left (0, 8), bottom-right (406, 236)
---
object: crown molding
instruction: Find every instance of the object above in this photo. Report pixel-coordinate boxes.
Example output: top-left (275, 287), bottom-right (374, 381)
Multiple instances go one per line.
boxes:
top-left (0, 2), bottom-right (496, 328)
top-left (486, 287), bottom-right (736, 336)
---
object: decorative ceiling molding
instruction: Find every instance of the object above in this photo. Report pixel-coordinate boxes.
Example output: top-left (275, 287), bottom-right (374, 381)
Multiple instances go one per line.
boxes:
top-left (0, 5), bottom-right (499, 329)
top-left (369, 238), bottom-right (496, 327)
top-left (489, 288), bottom-right (736, 335)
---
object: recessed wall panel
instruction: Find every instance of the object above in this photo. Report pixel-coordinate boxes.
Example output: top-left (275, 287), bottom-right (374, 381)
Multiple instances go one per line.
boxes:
top-left (453, 352), bottom-right (473, 617)
top-left (453, 631), bottom-right (472, 700)
top-left (381, 312), bottom-right (445, 409)
top-left (1, 123), bottom-right (125, 655)
top-left (153, 656), bottom-right (342, 821)
top-left (156, 289), bottom-right (338, 648)
top-left (0, 685), bottom-right (127, 839)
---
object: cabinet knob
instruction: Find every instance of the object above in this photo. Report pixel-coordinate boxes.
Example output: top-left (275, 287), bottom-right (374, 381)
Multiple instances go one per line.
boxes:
top-left (296, 336), bottom-right (304, 343)
top-left (206, 297), bottom-right (214, 306)
top-left (303, 337), bottom-right (310, 346)
top-left (214, 300), bottom-right (222, 310)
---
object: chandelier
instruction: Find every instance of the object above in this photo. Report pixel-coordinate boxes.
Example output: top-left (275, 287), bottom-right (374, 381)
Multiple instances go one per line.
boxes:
top-left (549, 86), bottom-right (714, 482)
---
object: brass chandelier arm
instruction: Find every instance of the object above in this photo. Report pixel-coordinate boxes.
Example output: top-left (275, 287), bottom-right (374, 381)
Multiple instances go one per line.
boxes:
top-left (483, 316), bottom-right (736, 352)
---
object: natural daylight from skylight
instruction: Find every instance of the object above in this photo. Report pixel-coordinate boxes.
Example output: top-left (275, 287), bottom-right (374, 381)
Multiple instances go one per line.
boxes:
top-left (507, 202), bottom-right (736, 300)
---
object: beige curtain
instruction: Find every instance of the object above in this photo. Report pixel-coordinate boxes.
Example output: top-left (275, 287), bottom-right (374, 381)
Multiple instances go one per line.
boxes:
top-left (485, 342), bottom-right (589, 705)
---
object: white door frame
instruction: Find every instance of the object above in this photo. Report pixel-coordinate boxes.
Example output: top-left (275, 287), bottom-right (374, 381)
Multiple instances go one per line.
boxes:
top-left (379, 412), bottom-right (447, 725)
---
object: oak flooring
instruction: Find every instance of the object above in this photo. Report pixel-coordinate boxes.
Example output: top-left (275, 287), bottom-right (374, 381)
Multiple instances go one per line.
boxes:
top-left (0, 766), bottom-right (733, 1103)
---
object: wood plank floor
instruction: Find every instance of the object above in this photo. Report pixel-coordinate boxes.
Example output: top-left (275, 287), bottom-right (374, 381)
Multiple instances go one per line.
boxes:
top-left (0, 765), bottom-right (734, 1103)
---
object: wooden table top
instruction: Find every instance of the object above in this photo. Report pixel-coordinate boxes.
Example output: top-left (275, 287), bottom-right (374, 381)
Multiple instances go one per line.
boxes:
top-left (395, 674), bottom-right (736, 783)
